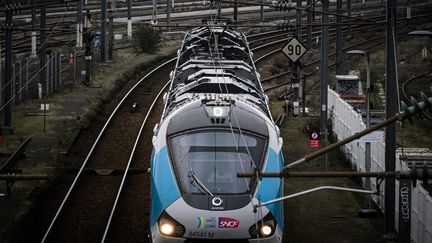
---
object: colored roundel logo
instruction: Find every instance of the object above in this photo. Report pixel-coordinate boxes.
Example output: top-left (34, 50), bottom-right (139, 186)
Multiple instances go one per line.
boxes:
top-left (310, 131), bottom-right (320, 140)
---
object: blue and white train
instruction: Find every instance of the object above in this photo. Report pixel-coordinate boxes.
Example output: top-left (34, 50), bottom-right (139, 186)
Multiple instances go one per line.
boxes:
top-left (150, 26), bottom-right (285, 242)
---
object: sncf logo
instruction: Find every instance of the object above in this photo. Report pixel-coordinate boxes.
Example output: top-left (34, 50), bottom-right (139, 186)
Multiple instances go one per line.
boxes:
top-left (218, 217), bottom-right (239, 228)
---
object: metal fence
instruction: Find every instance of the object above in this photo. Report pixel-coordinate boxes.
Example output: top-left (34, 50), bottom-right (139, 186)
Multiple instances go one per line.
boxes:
top-left (328, 88), bottom-right (432, 243)
top-left (0, 46), bottom-right (87, 112)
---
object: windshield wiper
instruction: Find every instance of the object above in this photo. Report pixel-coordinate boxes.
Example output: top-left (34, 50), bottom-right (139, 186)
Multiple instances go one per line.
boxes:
top-left (187, 163), bottom-right (214, 196)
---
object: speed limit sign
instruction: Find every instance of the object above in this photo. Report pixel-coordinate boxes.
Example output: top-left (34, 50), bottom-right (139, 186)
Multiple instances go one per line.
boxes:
top-left (281, 37), bottom-right (308, 63)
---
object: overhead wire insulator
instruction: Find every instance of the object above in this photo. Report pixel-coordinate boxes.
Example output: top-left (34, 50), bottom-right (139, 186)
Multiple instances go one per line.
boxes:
top-left (420, 92), bottom-right (432, 113)
top-left (410, 96), bottom-right (423, 119)
top-left (400, 101), bottom-right (413, 124)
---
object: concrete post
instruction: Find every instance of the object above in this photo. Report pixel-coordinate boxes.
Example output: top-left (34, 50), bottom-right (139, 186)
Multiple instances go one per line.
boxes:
top-left (17, 61), bottom-right (22, 103)
top-left (152, 0), bottom-right (158, 25)
top-left (127, 0), bottom-right (132, 39)
top-left (234, 0), bottom-right (238, 21)
top-left (25, 57), bottom-right (29, 99)
top-left (101, 0), bottom-right (107, 63)
top-left (347, 0), bottom-right (352, 39)
top-left (4, 0), bottom-right (13, 127)
top-left (167, 0), bottom-right (171, 31)
top-left (58, 52), bottom-right (62, 87)
top-left (335, 0), bottom-right (342, 75)
top-left (77, 0), bottom-right (83, 47)
top-left (31, 0), bottom-right (37, 56)
top-left (307, 0), bottom-right (312, 50)
top-left (320, 0), bottom-right (329, 138)
top-left (40, 1), bottom-right (47, 98)
top-left (108, 9), bottom-right (113, 61)
top-left (260, 0), bottom-right (264, 22)
top-left (11, 64), bottom-right (15, 107)
top-left (45, 54), bottom-right (49, 97)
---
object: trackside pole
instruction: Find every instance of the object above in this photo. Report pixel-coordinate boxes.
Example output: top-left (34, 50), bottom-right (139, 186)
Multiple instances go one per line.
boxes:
top-left (384, 0), bottom-right (398, 238)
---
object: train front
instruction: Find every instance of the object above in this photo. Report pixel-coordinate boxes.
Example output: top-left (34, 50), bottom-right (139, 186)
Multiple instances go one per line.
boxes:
top-left (150, 99), bottom-right (284, 242)
top-left (149, 27), bottom-right (284, 242)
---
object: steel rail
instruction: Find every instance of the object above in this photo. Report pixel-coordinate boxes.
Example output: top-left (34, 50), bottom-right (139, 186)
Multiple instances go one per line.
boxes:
top-left (101, 79), bottom-right (170, 242)
top-left (6, 5), bottom-right (431, 59)
top-left (263, 35), bottom-right (386, 92)
top-left (40, 26), bottom-right (294, 243)
top-left (261, 12), bottom-right (432, 93)
top-left (0, 137), bottom-right (32, 172)
top-left (41, 57), bottom-right (176, 243)
top-left (40, 27), bottom-right (323, 242)
top-left (40, 9), bottom-right (432, 239)
top-left (252, 20), bottom-right (384, 63)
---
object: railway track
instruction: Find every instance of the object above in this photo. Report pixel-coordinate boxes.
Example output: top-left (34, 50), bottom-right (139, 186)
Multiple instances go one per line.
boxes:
top-left (39, 27), bottom-right (305, 242)
top-left (35, 4), bottom-right (432, 243)
top-left (5, 0), bottom-right (430, 57)
top-left (257, 12), bottom-right (432, 94)
top-left (41, 58), bottom-right (175, 242)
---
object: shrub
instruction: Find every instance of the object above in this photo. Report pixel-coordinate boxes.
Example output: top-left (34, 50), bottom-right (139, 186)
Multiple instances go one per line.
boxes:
top-left (134, 25), bottom-right (160, 53)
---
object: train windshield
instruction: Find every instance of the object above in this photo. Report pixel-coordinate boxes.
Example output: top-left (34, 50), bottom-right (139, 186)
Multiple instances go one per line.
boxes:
top-left (169, 130), bottom-right (266, 195)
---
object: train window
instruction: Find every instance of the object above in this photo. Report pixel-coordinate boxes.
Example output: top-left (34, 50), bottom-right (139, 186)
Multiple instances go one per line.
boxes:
top-left (169, 130), bottom-right (266, 195)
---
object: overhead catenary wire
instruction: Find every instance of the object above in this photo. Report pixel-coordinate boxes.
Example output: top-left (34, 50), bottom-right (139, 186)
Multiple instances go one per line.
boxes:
top-left (215, 0), bottom-right (378, 24)
top-left (205, 5), bottom-right (262, 236)
top-left (206, 23), bottom-right (282, 240)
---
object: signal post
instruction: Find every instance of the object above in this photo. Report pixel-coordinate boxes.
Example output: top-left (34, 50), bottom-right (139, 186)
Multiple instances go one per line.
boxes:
top-left (281, 36), bottom-right (308, 117)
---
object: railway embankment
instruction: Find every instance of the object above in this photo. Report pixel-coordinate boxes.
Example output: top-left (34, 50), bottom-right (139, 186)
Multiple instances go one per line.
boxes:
top-left (277, 115), bottom-right (386, 242)
top-left (0, 39), bottom-right (180, 241)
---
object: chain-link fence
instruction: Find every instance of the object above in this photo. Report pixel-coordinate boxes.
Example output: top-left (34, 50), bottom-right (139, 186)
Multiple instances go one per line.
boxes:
top-left (328, 88), bottom-right (432, 243)
top-left (0, 44), bottom-right (94, 108)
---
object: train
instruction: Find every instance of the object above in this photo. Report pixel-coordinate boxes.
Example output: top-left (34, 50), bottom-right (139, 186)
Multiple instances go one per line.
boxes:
top-left (150, 26), bottom-right (285, 242)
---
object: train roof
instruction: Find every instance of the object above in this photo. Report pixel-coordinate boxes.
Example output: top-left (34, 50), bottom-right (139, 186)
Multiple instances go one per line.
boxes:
top-left (164, 27), bottom-right (269, 118)
top-left (166, 98), bottom-right (269, 137)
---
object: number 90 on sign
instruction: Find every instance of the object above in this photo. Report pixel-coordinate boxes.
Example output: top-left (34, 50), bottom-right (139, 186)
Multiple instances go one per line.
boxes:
top-left (281, 37), bottom-right (308, 63)
top-left (287, 44), bottom-right (302, 56)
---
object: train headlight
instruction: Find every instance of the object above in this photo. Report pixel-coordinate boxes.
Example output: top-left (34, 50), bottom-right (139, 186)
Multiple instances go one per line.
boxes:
top-left (158, 211), bottom-right (185, 237)
top-left (249, 212), bottom-right (276, 238)
top-left (160, 223), bottom-right (174, 235)
top-left (260, 224), bottom-right (273, 236)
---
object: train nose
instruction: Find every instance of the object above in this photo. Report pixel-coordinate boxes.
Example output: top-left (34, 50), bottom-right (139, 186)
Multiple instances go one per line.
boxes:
top-left (151, 197), bottom-right (282, 241)
top-left (152, 209), bottom-right (282, 243)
